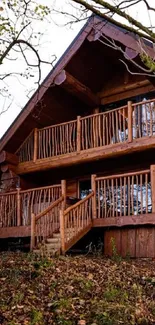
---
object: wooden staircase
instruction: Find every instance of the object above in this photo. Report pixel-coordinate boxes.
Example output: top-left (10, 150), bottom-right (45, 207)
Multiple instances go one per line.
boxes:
top-left (31, 192), bottom-right (94, 256)
top-left (33, 233), bottom-right (61, 256)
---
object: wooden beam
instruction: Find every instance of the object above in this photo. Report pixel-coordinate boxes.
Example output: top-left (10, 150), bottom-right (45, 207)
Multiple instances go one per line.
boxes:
top-left (16, 136), bottom-right (155, 175)
top-left (54, 70), bottom-right (100, 107)
top-left (1, 163), bottom-right (16, 173)
top-left (93, 214), bottom-right (155, 227)
top-left (147, 77), bottom-right (155, 87)
top-left (0, 226), bottom-right (31, 238)
top-left (0, 151), bottom-right (18, 165)
top-left (99, 80), bottom-right (154, 105)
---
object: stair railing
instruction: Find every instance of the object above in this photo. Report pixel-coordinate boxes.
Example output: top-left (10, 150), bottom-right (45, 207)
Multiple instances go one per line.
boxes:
top-left (60, 191), bottom-right (94, 254)
top-left (30, 196), bottom-right (64, 250)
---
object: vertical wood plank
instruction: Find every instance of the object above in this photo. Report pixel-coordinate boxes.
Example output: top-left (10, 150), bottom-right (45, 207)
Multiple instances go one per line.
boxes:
top-left (128, 228), bottom-right (136, 257)
top-left (17, 188), bottom-right (21, 226)
top-left (128, 101), bottom-right (133, 143)
top-left (91, 174), bottom-right (96, 219)
top-left (146, 228), bottom-right (154, 258)
top-left (151, 165), bottom-right (155, 212)
top-left (33, 128), bottom-right (38, 162)
top-left (60, 209), bottom-right (65, 255)
top-left (30, 213), bottom-right (36, 251)
top-left (121, 229), bottom-right (128, 257)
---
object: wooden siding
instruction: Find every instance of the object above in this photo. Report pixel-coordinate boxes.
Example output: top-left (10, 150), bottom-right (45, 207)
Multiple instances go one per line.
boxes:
top-left (66, 180), bottom-right (78, 198)
top-left (104, 227), bottom-right (155, 258)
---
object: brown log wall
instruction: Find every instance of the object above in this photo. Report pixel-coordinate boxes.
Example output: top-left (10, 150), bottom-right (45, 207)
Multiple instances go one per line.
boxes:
top-left (104, 226), bottom-right (155, 258)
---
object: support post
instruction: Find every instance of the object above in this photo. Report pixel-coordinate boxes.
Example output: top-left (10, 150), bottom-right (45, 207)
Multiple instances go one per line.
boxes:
top-left (128, 101), bottom-right (133, 143)
top-left (77, 116), bottom-right (81, 152)
top-left (33, 128), bottom-right (38, 162)
top-left (61, 179), bottom-right (66, 210)
top-left (60, 209), bottom-right (65, 255)
top-left (17, 187), bottom-right (21, 226)
top-left (30, 213), bottom-right (36, 251)
top-left (91, 174), bottom-right (97, 219)
top-left (151, 165), bottom-right (155, 213)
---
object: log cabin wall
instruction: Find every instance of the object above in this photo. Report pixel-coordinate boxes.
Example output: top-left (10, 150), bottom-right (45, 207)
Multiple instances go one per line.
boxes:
top-left (19, 148), bottom-right (155, 192)
top-left (66, 180), bottom-right (78, 198)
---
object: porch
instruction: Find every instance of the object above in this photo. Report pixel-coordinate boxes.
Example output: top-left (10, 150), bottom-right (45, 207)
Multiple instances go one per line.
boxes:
top-left (14, 98), bottom-right (155, 174)
top-left (1, 167), bottom-right (155, 256)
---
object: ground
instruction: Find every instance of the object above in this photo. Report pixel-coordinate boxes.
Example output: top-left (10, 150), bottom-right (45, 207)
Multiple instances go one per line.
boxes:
top-left (0, 253), bottom-right (155, 325)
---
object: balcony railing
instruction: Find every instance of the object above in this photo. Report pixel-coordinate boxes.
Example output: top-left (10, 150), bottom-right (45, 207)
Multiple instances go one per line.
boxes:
top-left (1, 167), bottom-right (155, 235)
top-left (0, 184), bottom-right (62, 228)
top-left (94, 169), bottom-right (152, 218)
top-left (15, 98), bottom-right (155, 163)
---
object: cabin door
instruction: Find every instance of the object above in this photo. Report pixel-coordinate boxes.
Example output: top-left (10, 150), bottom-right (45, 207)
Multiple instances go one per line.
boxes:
top-left (79, 179), bottom-right (91, 199)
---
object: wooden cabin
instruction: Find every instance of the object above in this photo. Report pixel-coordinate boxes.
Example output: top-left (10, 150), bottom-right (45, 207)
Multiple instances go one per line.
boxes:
top-left (1, 15), bottom-right (155, 257)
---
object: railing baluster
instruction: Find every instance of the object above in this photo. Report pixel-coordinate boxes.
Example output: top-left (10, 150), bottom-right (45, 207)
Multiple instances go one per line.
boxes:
top-left (60, 208), bottom-right (65, 255)
top-left (17, 188), bottom-right (21, 226)
top-left (128, 101), bottom-right (133, 143)
top-left (91, 174), bottom-right (97, 219)
top-left (77, 116), bottom-right (81, 152)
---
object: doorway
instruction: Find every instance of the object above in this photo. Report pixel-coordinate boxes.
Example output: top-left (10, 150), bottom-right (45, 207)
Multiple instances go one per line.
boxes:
top-left (79, 179), bottom-right (91, 199)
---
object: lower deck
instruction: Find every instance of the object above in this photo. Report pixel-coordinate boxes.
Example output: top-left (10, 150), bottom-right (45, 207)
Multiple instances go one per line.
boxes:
top-left (1, 212), bottom-right (155, 239)
top-left (1, 222), bottom-right (155, 258)
top-left (1, 166), bottom-right (155, 257)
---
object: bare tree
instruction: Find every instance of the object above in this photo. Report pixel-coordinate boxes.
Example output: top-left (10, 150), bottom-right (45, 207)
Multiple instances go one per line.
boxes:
top-left (55, 0), bottom-right (155, 77)
top-left (0, 0), bottom-right (57, 115)
top-left (1, 0), bottom-right (155, 117)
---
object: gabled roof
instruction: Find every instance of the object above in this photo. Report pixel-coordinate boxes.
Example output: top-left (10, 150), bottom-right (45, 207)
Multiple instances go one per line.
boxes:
top-left (0, 14), bottom-right (154, 153)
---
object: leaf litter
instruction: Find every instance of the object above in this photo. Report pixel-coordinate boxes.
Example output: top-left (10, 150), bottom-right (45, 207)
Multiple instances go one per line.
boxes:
top-left (0, 252), bottom-right (155, 324)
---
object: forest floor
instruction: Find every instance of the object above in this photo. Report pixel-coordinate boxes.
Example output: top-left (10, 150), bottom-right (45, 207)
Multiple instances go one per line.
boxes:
top-left (0, 252), bottom-right (155, 325)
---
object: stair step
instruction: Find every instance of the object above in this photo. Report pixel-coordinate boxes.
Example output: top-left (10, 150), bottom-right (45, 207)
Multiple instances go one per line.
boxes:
top-left (53, 233), bottom-right (61, 238)
top-left (33, 249), bottom-right (41, 255)
top-left (46, 238), bottom-right (60, 243)
top-left (45, 243), bottom-right (60, 249)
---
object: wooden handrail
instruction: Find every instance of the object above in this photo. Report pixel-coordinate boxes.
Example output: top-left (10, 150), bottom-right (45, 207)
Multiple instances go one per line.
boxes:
top-left (80, 105), bottom-right (127, 120)
top-left (64, 191), bottom-right (94, 215)
top-left (61, 191), bottom-right (94, 254)
top-left (96, 169), bottom-right (150, 181)
top-left (39, 119), bottom-right (77, 131)
top-left (31, 195), bottom-right (64, 250)
top-left (35, 196), bottom-right (64, 221)
top-left (0, 190), bottom-right (17, 197)
top-left (21, 184), bottom-right (61, 194)
top-left (132, 98), bottom-right (155, 107)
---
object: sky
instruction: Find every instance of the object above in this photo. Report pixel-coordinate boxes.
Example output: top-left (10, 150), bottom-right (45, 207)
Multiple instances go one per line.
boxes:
top-left (0, 0), bottom-right (86, 138)
top-left (0, 0), bottom-right (154, 139)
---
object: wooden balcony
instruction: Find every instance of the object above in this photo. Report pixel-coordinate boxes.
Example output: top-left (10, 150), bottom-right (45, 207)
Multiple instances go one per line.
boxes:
top-left (1, 167), bottom-right (155, 257)
top-left (15, 98), bottom-right (155, 174)
top-left (0, 167), bottom-right (155, 235)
